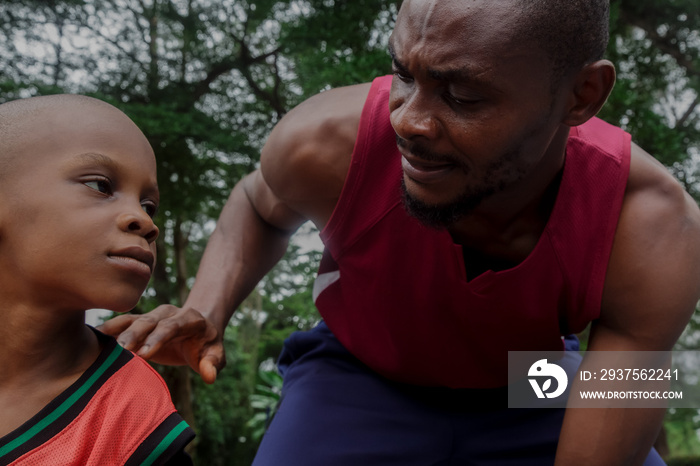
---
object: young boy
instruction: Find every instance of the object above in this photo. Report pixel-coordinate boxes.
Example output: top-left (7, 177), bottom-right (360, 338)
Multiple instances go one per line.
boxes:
top-left (0, 94), bottom-right (194, 465)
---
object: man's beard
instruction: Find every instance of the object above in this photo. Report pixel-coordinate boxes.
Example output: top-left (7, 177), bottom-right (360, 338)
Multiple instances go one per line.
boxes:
top-left (396, 135), bottom-right (532, 229)
top-left (400, 178), bottom-right (495, 229)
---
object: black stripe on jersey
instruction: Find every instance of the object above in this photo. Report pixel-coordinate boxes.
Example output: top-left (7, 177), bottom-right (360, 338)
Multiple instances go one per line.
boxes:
top-left (124, 412), bottom-right (195, 466)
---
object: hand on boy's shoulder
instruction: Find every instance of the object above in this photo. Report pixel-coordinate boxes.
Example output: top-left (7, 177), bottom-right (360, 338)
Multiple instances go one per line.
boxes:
top-left (98, 304), bottom-right (223, 384)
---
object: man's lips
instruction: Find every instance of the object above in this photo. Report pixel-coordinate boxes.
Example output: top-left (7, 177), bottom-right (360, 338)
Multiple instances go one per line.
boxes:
top-left (108, 247), bottom-right (155, 274)
top-left (400, 152), bottom-right (456, 184)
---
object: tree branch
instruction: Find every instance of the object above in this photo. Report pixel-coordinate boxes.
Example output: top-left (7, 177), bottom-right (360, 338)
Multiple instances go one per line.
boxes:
top-left (677, 94), bottom-right (699, 129)
top-left (620, 10), bottom-right (700, 82)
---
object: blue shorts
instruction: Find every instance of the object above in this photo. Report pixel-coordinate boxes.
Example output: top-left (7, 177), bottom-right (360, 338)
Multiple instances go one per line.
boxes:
top-left (252, 322), bottom-right (665, 466)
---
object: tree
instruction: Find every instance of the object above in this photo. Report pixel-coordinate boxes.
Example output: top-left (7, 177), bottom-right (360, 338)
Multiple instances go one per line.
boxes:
top-left (2, 0), bottom-right (699, 462)
top-left (602, 0), bottom-right (700, 192)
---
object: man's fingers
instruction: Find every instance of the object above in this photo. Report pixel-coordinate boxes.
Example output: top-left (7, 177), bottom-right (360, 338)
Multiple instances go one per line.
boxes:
top-left (97, 305), bottom-right (223, 376)
top-left (99, 305), bottom-right (179, 352)
top-left (112, 312), bottom-right (164, 352)
top-left (139, 308), bottom-right (210, 356)
top-left (197, 342), bottom-right (226, 384)
top-left (97, 314), bottom-right (139, 336)
top-left (99, 314), bottom-right (157, 352)
top-left (199, 358), bottom-right (219, 385)
top-left (135, 317), bottom-right (186, 358)
top-left (179, 325), bottom-right (225, 382)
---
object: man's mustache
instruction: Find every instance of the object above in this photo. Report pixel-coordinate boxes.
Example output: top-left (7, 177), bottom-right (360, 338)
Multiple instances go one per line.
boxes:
top-left (395, 134), bottom-right (459, 166)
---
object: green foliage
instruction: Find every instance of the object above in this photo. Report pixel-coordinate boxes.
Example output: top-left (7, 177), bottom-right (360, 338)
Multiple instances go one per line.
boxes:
top-left (280, 0), bottom-right (398, 96)
top-left (190, 325), bottom-right (260, 465)
top-left (602, 0), bottom-right (700, 197)
top-left (246, 366), bottom-right (283, 442)
top-left (258, 238), bottom-right (322, 360)
top-left (666, 408), bottom-right (700, 458)
top-left (667, 457), bottom-right (700, 466)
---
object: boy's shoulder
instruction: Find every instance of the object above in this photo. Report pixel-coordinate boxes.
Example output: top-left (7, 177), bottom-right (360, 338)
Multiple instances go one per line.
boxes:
top-left (0, 328), bottom-right (194, 466)
top-left (94, 327), bottom-right (177, 413)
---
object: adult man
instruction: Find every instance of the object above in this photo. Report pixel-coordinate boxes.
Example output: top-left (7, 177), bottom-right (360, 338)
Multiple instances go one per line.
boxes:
top-left (103, 0), bottom-right (700, 464)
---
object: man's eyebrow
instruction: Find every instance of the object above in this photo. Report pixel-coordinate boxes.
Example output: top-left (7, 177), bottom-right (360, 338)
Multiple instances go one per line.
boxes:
top-left (388, 41), bottom-right (493, 89)
top-left (388, 42), bottom-right (409, 73)
top-left (428, 67), bottom-right (487, 85)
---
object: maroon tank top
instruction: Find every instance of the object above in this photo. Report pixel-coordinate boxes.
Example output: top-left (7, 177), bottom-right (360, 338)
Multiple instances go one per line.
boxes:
top-left (315, 75), bottom-right (631, 388)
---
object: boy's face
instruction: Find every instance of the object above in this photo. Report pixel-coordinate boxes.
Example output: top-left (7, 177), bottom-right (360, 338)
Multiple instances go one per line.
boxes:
top-left (0, 100), bottom-right (160, 313)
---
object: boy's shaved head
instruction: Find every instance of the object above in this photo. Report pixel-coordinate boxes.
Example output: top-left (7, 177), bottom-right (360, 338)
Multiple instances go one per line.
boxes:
top-left (0, 95), bottom-right (127, 184)
top-left (0, 92), bottom-right (158, 313)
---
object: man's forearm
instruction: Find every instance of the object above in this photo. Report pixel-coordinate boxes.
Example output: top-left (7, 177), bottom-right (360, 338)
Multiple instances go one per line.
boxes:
top-left (555, 385), bottom-right (665, 465)
top-left (183, 178), bottom-right (294, 335)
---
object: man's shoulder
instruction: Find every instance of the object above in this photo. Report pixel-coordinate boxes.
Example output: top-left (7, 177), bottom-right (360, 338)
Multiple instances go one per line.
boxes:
top-left (260, 82), bottom-right (373, 226)
top-left (262, 81), bottom-right (373, 173)
top-left (624, 143), bottom-right (699, 234)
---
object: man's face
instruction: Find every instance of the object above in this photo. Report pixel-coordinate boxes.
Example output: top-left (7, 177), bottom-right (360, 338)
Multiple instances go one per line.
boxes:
top-left (0, 102), bottom-right (160, 313)
top-left (388, 0), bottom-right (566, 228)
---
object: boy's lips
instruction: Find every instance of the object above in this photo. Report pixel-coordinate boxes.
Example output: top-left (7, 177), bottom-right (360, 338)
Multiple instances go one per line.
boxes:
top-left (108, 247), bottom-right (155, 274)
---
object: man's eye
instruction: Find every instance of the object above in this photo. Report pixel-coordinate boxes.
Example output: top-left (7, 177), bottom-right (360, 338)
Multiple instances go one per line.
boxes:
top-left (84, 179), bottom-right (113, 195)
top-left (393, 70), bottom-right (412, 83)
top-left (141, 202), bottom-right (158, 218)
top-left (446, 93), bottom-right (468, 105)
top-left (444, 92), bottom-right (482, 108)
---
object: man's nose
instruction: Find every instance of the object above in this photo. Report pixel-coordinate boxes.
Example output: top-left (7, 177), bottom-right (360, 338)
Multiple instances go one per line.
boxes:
top-left (390, 87), bottom-right (440, 141)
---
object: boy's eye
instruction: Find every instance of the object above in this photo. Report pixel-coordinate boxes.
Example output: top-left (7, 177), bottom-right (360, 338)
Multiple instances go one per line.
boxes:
top-left (83, 178), bottom-right (113, 195)
top-left (141, 201), bottom-right (158, 218)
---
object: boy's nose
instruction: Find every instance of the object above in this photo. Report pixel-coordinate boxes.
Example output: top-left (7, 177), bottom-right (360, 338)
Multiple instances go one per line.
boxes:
top-left (118, 208), bottom-right (159, 243)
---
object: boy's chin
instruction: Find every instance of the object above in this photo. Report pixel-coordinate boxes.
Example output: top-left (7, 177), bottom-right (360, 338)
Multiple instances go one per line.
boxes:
top-left (92, 295), bottom-right (145, 315)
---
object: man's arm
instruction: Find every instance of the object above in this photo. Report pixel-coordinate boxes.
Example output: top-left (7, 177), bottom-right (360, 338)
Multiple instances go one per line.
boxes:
top-left (555, 143), bottom-right (700, 465)
top-left (99, 83), bottom-right (371, 382)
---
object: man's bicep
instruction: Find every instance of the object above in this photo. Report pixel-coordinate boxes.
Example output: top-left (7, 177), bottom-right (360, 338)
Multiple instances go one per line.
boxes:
top-left (241, 169), bottom-right (307, 233)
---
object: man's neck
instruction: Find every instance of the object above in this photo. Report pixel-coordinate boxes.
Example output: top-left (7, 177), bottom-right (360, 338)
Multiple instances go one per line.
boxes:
top-left (448, 127), bottom-right (569, 271)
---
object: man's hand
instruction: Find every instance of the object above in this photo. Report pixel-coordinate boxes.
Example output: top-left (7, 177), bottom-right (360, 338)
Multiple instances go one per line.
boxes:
top-left (98, 305), bottom-right (225, 384)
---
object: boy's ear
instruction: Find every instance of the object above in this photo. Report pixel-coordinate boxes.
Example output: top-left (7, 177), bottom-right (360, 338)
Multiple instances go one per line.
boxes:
top-left (562, 59), bottom-right (616, 127)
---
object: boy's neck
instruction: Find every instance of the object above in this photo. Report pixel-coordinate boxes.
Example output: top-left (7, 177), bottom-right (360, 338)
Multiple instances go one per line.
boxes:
top-left (0, 307), bottom-right (101, 438)
top-left (0, 308), bottom-right (100, 386)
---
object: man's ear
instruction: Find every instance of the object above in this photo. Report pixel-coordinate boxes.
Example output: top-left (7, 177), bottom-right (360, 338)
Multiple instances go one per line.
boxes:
top-left (562, 59), bottom-right (616, 127)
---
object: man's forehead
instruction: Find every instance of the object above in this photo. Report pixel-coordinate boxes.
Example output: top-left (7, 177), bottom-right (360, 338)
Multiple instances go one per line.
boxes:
top-left (397, 0), bottom-right (511, 23)
top-left (390, 0), bottom-right (543, 70)
top-left (394, 0), bottom-right (523, 43)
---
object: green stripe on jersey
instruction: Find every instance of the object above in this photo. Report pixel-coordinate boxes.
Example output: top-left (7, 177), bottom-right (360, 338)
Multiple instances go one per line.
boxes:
top-left (140, 421), bottom-right (190, 466)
